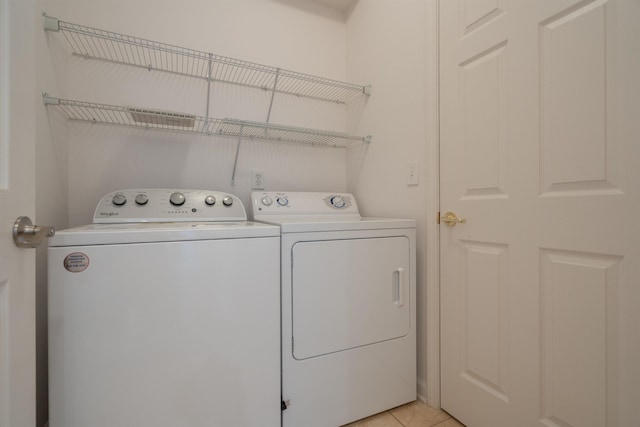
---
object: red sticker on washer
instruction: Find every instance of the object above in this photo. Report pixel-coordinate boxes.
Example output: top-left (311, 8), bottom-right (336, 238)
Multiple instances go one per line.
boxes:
top-left (64, 252), bottom-right (90, 273)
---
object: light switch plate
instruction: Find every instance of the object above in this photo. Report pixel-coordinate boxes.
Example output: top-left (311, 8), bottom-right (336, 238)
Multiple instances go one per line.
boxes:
top-left (407, 162), bottom-right (419, 186)
top-left (252, 170), bottom-right (265, 190)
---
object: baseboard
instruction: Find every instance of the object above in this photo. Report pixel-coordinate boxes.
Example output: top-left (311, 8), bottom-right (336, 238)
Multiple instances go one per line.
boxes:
top-left (417, 377), bottom-right (428, 403)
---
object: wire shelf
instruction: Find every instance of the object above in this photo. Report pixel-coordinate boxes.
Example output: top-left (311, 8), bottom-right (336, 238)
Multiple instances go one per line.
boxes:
top-left (43, 96), bottom-right (370, 148)
top-left (44, 15), bottom-right (371, 104)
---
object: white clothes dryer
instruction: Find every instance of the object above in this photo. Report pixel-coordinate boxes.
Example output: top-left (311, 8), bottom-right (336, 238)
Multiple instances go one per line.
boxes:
top-left (48, 189), bottom-right (281, 427)
top-left (252, 191), bottom-right (416, 427)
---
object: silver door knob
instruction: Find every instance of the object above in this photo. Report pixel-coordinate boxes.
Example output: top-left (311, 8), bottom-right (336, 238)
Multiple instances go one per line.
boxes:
top-left (13, 216), bottom-right (55, 248)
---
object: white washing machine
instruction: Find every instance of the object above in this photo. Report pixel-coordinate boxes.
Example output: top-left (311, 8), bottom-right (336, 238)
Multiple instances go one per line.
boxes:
top-left (48, 189), bottom-right (281, 427)
top-left (252, 191), bottom-right (416, 427)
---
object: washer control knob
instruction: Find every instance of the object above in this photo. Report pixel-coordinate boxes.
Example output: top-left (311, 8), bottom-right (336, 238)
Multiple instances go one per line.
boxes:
top-left (205, 195), bottom-right (216, 206)
top-left (261, 196), bottom-right (273, 206)
top-left (331, 196), bottom-right (346, 208)
top-left (135, 194), bottom-right (149, 206)
top-left (169, 192), bottom-right (186, 206)
top-left (276, 196), bottom-right (289, 207)
top-left (112, 194), bottom-right (127, 206)
top-left (222, 196), bottom-right (233, 207)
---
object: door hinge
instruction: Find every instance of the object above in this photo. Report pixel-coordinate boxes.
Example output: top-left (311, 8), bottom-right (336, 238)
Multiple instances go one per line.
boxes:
top-left (437, 211), bottom-right (441, 224)
top-left (282, 399), bottom-right (290, 411)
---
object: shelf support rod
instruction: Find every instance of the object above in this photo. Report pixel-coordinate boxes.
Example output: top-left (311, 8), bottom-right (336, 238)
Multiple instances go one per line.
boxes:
top-left (265, 68), bottom-right (280, 124)
top-left (205, 53), bottom-right (213, 118)
top-left (230, 125), bottom-right (244, 186)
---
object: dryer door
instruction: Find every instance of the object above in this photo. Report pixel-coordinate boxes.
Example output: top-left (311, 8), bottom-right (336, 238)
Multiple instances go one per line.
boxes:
top-left (291, 236), bottom-right (410, 360)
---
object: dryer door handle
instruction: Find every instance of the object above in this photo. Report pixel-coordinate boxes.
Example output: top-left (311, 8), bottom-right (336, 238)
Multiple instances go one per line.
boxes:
top-left (392, 268), bottom-right (405, 307)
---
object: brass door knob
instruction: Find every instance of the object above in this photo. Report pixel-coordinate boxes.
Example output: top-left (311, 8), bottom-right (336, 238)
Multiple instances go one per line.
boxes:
top-left (440, 211), bottom-right (466, 227)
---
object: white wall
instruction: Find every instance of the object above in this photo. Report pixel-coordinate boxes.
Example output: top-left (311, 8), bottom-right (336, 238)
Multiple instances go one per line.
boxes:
top-left (345, 0), bottom-right (436, 402)
top-left (59, 0), bottom-right (355, 226)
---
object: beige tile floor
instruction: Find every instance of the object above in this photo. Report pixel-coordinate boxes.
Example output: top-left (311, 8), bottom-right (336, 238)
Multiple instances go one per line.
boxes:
top-left (343, 400), bottom-right (466, 427)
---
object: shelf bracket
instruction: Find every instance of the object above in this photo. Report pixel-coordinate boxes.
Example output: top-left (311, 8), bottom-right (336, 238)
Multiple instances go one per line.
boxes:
top-left (265, 68), bottom-right (280, 124)
top-left (42, 93), bottom-right (59, 105)
top-left (205, 53), bottom-right (213, 118)
top-left (42, 13), bottom-right (60, 32)
top-left (230, 125), bottom-right (244, 186)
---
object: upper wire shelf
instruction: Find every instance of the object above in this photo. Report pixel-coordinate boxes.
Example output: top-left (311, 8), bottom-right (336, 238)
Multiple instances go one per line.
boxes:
top-left (43, 95), bottom-right (370, 148)
top-left (43, 15), bottom-right (371, 104)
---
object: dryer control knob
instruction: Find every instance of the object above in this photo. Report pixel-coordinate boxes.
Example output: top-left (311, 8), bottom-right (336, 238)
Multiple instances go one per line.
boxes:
top-left (112, 194), bottom-right (127, 206)
top-left (205, 195), bottom-right (216, 206)
top-left (276, 196), bottom-right (289, 207)
top-left (261, 196), bottom-right (273, 206)
top-left (222, 196), bottom-right (233, 207)
top-left (331, 196), bottom-right (346, 208)
top-left (135, 194), bottom-right (149, 206)
top-left (169, 192), bottom-right (186, 206)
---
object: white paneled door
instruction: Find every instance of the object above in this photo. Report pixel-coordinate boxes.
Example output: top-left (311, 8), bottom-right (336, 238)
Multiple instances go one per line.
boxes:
top-left (440, 0), bottom-right (639, 426)
top-left (0, 0), bottom-right (37, 426)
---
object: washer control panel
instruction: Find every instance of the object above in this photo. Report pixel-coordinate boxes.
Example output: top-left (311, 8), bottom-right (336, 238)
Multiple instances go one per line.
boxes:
top-left (94, 189), bottom-right (247, 223)
top-left (251, 191), bottom-right (361, 220)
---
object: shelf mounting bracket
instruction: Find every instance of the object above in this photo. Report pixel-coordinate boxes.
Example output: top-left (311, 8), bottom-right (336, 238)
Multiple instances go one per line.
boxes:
top-left (265, 68), bottom-right (280, 124)
top-left (42, 13), bottom-right (60, 32)
top-left (230, 125), bottom-right (244, 186)
top-left (205, 53), bottom-right (213, 118)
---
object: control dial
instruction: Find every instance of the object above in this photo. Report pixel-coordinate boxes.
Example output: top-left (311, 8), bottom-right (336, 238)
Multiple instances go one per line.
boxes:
top-left (261, 196), bottom-right (273, 206)
top-left (330, 195), bottom-right (346, 209)
top-left (169, 192), bottom-right (186, 206)
top-left (276, 196), bottom-right (289, 207)
top-left (112, 194), bottom-right (127, 206)
top-left (135, 194), bottom-right (149, 206)
top-left (222, 196), bottom-right (233, 207)
top-left (204, 195), bottom-right (216, 206)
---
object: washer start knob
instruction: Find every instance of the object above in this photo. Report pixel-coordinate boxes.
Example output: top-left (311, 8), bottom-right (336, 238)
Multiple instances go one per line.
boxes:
top-left (205, 195), bottom-right (216, 206)
top-left (135, 194), bottom-right (149, 206)
top-left (222, 196), bottom-right (233, 207)
top-left (112, 194), bottom-right (127, 206)
top-left (331, 196), bottom-right (346, 208)
top-left (169, 192), bottom-right (186, 206)
top-left (276, 196), bottom-right (289, 207)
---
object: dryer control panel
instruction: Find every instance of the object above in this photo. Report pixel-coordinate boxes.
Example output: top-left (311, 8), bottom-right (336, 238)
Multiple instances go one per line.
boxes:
top-left (251, 191), bottom-right (361, 221)
top-left (94, 189), bottom-right (247, 223)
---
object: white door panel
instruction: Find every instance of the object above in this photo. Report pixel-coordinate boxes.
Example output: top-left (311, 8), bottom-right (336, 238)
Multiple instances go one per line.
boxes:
top-left (0, 0), bottom-right (37, 425)
top-left (440, 0), bottom-right (639, 426)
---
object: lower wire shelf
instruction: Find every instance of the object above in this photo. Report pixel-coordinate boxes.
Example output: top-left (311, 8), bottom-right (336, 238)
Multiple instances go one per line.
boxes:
top-left (43, 95), bottom-right (371, 148)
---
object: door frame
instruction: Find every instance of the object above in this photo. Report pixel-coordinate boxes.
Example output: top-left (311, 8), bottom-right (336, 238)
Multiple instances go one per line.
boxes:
top-left (423, 0), bottom-right (441, 410)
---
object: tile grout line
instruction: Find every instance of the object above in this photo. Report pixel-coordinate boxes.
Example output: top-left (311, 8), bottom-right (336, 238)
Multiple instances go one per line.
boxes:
top-left (431, 414), bottom-right (453, 427)
top-left (388, 409), bottom-right (453, 427)
top-left (387, 410), bottom-right (404, 426)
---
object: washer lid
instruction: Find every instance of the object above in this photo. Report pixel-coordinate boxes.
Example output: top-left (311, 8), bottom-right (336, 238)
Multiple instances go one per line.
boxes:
top-left (48, 221), bottom-right (280, 247)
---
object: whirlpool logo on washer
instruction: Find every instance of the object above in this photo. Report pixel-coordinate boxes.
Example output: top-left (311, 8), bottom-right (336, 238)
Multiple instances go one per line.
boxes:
top-left (64, 252), bottom-right (90, 273)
